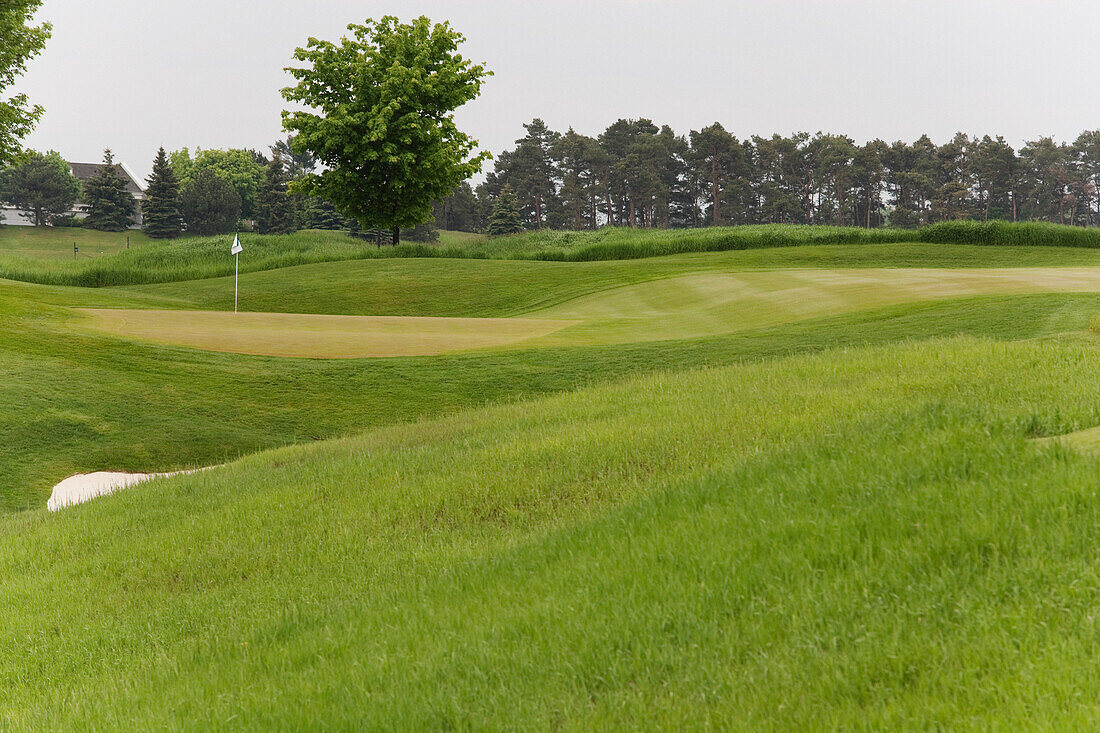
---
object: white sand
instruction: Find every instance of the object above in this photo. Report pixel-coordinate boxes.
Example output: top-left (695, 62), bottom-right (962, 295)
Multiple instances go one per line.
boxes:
top-left (46, 469), bottom-right (205, 511)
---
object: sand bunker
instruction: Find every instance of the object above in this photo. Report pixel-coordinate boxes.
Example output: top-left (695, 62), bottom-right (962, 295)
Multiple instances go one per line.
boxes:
top-left (47, 469), bottom-right (203, 511)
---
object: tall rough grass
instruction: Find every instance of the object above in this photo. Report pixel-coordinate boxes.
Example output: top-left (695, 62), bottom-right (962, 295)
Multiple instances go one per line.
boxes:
top-left (0, 226), bottom-right (920, 287)
top-left (921, 220), bottom-right (1100, 247)
top-left (5, 222), bottom-right (1100, 289)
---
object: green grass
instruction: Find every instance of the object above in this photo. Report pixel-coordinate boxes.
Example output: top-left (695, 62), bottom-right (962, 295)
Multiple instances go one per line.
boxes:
top-left (6, 222), bottom-right (1100, 289)
top-left (6, 337), bottom-right (1100, 727)
top-left (4, 261), bottom-right (1100, 512)
top-left (11, 236), bottom-right (1100, 726)
top-left (436, 229), bottom-right (487, 246)
top-left (923, 220), bottom-right (1100, 247)
top-left (121, 243), bottom-right (1100, 318)
top-left (0, 224), bottom-right (153, 259)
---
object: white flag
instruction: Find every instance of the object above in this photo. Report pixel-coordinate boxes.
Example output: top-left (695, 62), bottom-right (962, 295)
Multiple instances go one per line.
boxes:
top-left (230, 234), bottom-right (243, 255)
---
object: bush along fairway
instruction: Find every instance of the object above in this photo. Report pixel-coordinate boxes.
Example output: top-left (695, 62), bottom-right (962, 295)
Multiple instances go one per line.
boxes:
top-left (8, 231), bottom-right (1100, 726)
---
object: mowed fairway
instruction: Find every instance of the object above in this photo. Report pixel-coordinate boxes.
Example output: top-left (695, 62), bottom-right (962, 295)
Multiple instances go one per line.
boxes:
top-left (534, 265), bottom-right (1100, 343)
top-left (77, 308), bottom-right (578, 357)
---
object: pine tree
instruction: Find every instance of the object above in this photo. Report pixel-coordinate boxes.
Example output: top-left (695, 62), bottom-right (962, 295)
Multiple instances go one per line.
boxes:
top-left (82, 148), bottom-right (135, 231)
top-left (254, 154), bottom-right (297, 234)
top-left (299, 196), bottom-right (348, 230)
top-left (142, 146), bottom-right (182, 238)
top-left (487, 186), bottom-right (523, 235)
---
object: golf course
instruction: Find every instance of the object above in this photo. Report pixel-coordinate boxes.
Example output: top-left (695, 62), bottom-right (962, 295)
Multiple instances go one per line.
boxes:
top-left (6, 224), bottom-right (1100, 727)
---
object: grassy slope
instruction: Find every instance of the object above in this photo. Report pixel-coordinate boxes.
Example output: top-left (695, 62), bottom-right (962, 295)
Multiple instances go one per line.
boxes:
top-left (122, 243), bottom-right (1100, 317)
top-left (4, 221), bottom-right (1100, 290)
top-left (6, 337), bottom-right (1100, 727)
top-left (0, 224), bottom-right (153, 259)
top-left (4, 264), bottom-right (1100, 513)
top-left (7, 242), bottom-right (1100, 510)
top-left (9, 238), bottom-right (1100, 725)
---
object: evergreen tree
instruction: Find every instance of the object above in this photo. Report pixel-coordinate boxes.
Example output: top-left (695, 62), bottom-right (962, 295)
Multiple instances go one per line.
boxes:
top-left (179, 169), bottom-right (240, 236)
top-left (82, 148), bottom-right (134, 231)
top-left (487, 186), bottom-right (523, 235)
top-left (270, 134), bottom-right (316, 180)
top-left (254, 154), bottom-right (297, 234)
top-left (142, 146), bottom-right (182, 238)
top-left (299, 196), bottom-right (349, 230)
top-left (432, 181), bottom-right (481, 232)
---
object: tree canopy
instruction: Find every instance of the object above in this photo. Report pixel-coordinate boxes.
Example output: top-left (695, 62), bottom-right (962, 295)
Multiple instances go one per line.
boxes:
top-left (486, 186), bottom-right (522, 235)
top-left (0, 150), bottom-right (79, 226)
top-left (142, 146), bottom-right (182, 239)
top-left (282, 15), bottom-right (491, 244)
top-left (0, 1), bottom-right (50, 167)
top-left (180, 168), bottom-right (240, 236)
top-left (478, 118), bottom-right (1100, 230)
top-left (170, 147), bottom-right (266, 220)
top-left (254, 154), bottom-right (297, 235)
top-left (81, 149), bottom-right (135, 231)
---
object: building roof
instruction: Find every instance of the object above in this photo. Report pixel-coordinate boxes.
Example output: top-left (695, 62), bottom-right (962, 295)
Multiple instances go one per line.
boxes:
top-left (69, 161), bottom-right (145, 196)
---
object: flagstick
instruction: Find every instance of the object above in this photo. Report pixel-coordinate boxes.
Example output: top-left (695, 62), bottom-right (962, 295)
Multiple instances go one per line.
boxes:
top-left (234, 251), bottom-right (239, 313)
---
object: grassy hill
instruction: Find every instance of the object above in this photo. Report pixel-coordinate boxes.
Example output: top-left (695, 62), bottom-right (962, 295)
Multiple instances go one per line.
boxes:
top-left (0, 224), bottom-right (154, 259)
top-left (6, 337), bottom-right (1100, 727)
top-left (3, 221), bottom-right (1100, 291)
top-left (7, 225), bottom-right (1100, 726)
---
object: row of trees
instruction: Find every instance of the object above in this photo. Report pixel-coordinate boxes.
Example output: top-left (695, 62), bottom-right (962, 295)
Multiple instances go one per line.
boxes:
top-left (0, 143), bottom-right (303, 237)
top-left (476, 119), bottom-right (1100, 230)
top-left (0, 148), bottom-right (137, 230)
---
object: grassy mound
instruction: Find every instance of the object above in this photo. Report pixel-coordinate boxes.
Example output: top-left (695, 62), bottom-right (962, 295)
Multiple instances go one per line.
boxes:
top-left (125, 243), bottom-right (1100, 318)
top-left (5, 222), bottom-right (1100, 289)
top-left (0, 225), bottom-right (919, 287)
top-left (4, 258), bottom-right (1100, 512)
top-left (5, 337), bottom-right (1100, 727)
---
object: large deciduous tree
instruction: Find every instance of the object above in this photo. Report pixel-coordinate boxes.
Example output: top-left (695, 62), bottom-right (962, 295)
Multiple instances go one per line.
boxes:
top-left (169, 148), bottom-right (266, 220)
top-left (0, 1), bottom-right (50, 167)
top-left (82, 149), bottom-right (135, 231)
top-left (282, 16), bottom-right (491, 245)
top-left (142, 146), bottom-right (182, 238)
top-left (0, 149), bottom-right (79, 225)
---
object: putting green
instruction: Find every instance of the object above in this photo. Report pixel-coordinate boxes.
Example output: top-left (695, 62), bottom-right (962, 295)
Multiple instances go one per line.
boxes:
top-left (76, 309), bottom-right (578, 358)
top-left (73, 266), bottom-right (1100, 356)
top-left (531, 266), bottom-right (1100, 344)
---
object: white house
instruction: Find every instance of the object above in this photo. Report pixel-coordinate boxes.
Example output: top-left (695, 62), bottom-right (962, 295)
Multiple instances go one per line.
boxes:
top-left (0, 159), bottom-right (146, 227)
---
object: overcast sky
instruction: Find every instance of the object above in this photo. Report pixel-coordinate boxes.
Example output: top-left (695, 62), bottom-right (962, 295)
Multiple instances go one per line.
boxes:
top-left (13, 0), bottom-right (1100, 180)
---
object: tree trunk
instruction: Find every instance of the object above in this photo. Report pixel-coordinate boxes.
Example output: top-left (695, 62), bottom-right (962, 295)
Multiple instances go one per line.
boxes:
top-left (392, 227), bottom-right (400, 246)
top-left (534, 194), bottom-right (542, 230)
top-left (628, 198), bottom-right (636, 228)
top-left (711, 158), bottom-right (720, 226)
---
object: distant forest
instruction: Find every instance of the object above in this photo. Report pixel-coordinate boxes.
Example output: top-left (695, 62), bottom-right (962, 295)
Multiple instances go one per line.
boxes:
top-left (435, 119), bottom-right (1100, 232)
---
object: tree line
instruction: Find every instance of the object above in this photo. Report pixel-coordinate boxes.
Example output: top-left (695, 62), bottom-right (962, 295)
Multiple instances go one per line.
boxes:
top-left (469, 119), bottom-right (1100, 232)
top-left (9, 121), bottom-right (1100, 239)
top-left (0, 140), bottom-right (385, 239)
